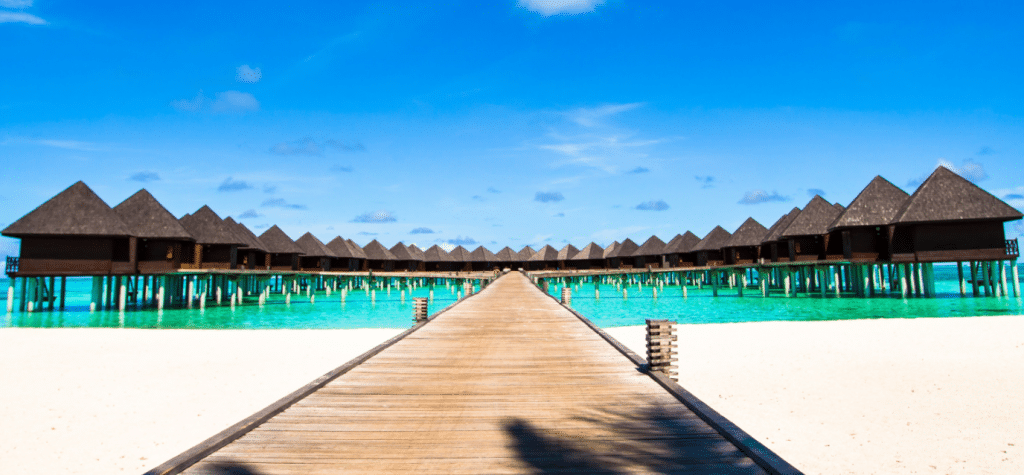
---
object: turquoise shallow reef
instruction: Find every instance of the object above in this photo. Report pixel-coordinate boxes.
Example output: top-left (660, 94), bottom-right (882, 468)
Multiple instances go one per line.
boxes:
top-left (2, 263), bottom-right (1021, 329)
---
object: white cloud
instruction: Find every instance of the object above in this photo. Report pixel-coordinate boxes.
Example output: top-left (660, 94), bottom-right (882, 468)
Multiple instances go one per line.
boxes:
top-left (0, 0), bottom-right (33, 8)
top-left (591, 226), bottom-right (649, 243)
top-left (170, 91), bottom-right (207, 112)
top-left (519, 0), bottom-right (606, 16)
top-left (0, 11), bottom-right (46, 24)
top-left (211, 91), bottom-right (260, 113)
top-left (568, 103), bottom-right (643, 127)
top-left (236, 65), bottom-right (262, 83)
top-left (538, 134), bottom-right (662, 173)
top-left (938, 158), bottom-right (987, 183)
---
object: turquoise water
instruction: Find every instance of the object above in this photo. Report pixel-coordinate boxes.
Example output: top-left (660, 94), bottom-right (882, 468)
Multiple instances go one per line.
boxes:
top-left (1, 263), bottom-right (1021, 329)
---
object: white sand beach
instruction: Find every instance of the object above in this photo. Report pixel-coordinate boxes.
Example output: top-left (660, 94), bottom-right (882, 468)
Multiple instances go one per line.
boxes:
top-left (1, 316), bottom-right (1022, 474)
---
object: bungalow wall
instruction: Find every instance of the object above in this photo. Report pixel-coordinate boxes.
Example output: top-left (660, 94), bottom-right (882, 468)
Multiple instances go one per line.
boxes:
top-left (236, 250), bottom-right (267, 270)
top-left (892, 221), bottom-right (1009, 262)
top-left (724, 246), bottom-right (759, 265)
top-left (299, 256), bottom-right (330, 271)
top-left (833, 227), bottom-right (889, 262)
top-left (16, 236), bottom-right (131, 275)
top-left (786, 236), bottom-right (824, 262)
top-left (136, 239), bottom-right (188, 274)
top-left (363, 259), bottom-right (395, 272)
top-left (634, 255), bottom-right (664, 268)
top-left (695, 250), bottom-right (724, 267)
top-left (269, 253), bottom-right (299, 271)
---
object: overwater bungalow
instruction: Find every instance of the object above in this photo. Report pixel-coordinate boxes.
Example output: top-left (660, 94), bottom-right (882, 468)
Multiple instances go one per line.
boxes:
top-left (780, 196), bottom-right (842, 261)
top-left (258, 225), bottom-right (304, 271)
top-left (469, 246), bottom-right (498, 271)
top-left (632, 235), bottom-right (666, 269)
top-left (527, 245), bottom-right (559, 270)
top-left (223, 217), bottom-right (269, 270)
top-left (721, 218), bottom-right (768, 265)
top-left (345, 239), bottom-right (368, 270)
top-left (422, 244), bottom-right (456, 272)
top-left (326, 237), bottom-right (362, 271)
top-left (569, 242), bottom-right (607, 269)
top-left (493, 247), bottom-right (518, 270)
top-left (114, 189), bottom-right (195, 274)
top-left (295, 233), bottom-right (336, 271)
top-left (609, 238), bottom-right (639, 269)
top-left (826, 176), bottom-right (909, 262)
top-left (407, 244), bottom-right (427, 271)
top-left (556, 244), bottom-right (579, 269)
top-left (890, 166), bottom-right (1022, 263)
top-left (690, 227), bottom-right (731, 267)
top-left (2, 181), bottom-right (135, 276)
top-left (179, 206), bottom-right (246, 269)
top-left (362, 240), bottom-right (397, 271)
top-left (760, 208), bottom-right (801, 262)
top-left (389, 242), bottom-right (421, 272)
top-left (448, 246), bottom-right (473, 272)
top-left (516, 246), bottom-right (536, 269)
top-left (663, 232), bottom-right (700, 268)
top-left (602, 241), bottom-right (619, 268)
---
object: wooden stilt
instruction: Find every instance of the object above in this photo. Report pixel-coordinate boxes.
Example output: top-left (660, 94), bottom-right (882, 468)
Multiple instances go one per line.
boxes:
top-left (1012, 260), bottom-right (1020, 298)
top-left (25, 277), bottom-right (35, 312)
top-left (957, 262), bottom-right (965, 296)
top-left (999, 261), bottom-right (1009, 297)
top-left (867, 264), bottom-right (875, 297)
top-left (6, 279), bottom-right (14, 313)
top-left (118, 277), bottom-right (127, 312)
top-left (899, 264), bottom-right (908, 298)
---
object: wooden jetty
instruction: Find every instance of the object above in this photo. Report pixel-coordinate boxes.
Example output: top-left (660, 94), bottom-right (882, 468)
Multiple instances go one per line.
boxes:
top-left (146, 271), bottom-right (800, 475)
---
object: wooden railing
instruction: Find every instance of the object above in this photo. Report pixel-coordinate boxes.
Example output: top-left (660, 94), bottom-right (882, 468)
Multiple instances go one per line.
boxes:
top-left (1008, 239), bottom-right (1020, 258)
top-left (5, 256), bottom-right (17, 275)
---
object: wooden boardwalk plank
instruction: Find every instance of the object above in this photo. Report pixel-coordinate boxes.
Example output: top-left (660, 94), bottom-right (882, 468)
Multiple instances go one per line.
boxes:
top-left (159, 272), bottom-right (797, 475)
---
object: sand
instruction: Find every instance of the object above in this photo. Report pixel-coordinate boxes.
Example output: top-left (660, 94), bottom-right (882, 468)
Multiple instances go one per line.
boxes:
top-left (1, 316), bottom-right (1022, 474)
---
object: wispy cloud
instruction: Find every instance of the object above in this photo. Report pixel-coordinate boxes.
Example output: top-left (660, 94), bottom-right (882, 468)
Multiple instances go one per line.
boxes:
top-left (939, 158), bottom-right (987, 183)
top-left (554, 212), bottom-right (565, 217)
top-left (636, 200), bottom-right (669, 211)
top-left (807, 188), bottom-right (826, 197)
top-left (627, 166), bottom-right (649, 174)
top-left (351, 210), bottom-right (396, 223)
top-left (325, 139), bottom-right (365, 152)
top-left (535, 191), bottom-right (564, 203)
top-left (3, 138), bottom-right (107, 151)
top-left (0, 0), bottom-right (34, 8)
top-left (567, 103), bottom-right (642, 127)
top-left (738, 190), bottom-right (790, 205)
top-left (695, 175), bottom-right (715, 189)
top-left (270, 138), bottom-right (364, 156)
top-left (238, 209), bottom-right (262, 219)
top-left (443, 236), bottom-right (477, 245)
top-left (358, 231), bottom-right (378, 236)
top-left (331, 165), bottom-right (354, 172)
top-left (977, 146), bottom-right (994, 156)
top-left (263, 184), bottom-right (277, 194)
top-left (0, 11), bottom-right (46, 25)
top-left (129, 171), bottom-right (160, 182)
top-left (218, 177), bottom-right (253, 192)
top-left (519, 0), bottom-right (607, 17)
top-left (261, 198), bottom-right (307, 210)
top-left (171, 90), bottom-right (260, 113)
top-left (487, 187), bottom-right (501, 194)
top-left (252, 223), bottom-right (269, 229)
top-left (236, 65), bottom-right (262, 83)
top-left (410, 227), bottom-right (435, 234)
top-left (538, 133), bottom-right (662, 174)
top-left (472, 195), bottom-right (485, 201)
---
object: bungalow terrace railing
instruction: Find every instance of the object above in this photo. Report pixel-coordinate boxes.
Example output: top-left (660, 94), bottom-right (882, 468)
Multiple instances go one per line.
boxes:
top-left (1008, 238), bottom-right (1020, 258)
top-left (4, 256), bottom-right (17, 276)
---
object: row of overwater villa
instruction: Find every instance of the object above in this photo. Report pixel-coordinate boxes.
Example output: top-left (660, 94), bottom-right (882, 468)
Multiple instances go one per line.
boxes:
top-left (2, 166), bottom-right (1021, 313)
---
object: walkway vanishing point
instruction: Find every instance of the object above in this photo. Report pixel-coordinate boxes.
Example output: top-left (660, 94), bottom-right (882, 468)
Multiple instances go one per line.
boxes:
top-left (148, 271), bottom-right (801, 475)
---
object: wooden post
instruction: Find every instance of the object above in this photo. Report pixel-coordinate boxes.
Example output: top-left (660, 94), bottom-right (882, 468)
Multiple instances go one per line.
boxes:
top-left (6, 279), bottom-right (13, 313)
top-left (899, 264), bottom-right (908, 298)
top-left (970, 261), bottom-right (979, 297)
top-left (25, 277), bottom-right (35, 312)
top-left (999, 261), bottom-right (1009, 297)
top-left (957, 262), bottom-right (966, 296)
top-left (413, 297), bottom-right (428, 324)
top-left (561, 286), bottom-right (571, 305)
top-left (118, 277), bottom-right (127, 312)
top-left (646, 319), bottom-right (678, 381)
top-left (784, 270), bottom-right (791, 296)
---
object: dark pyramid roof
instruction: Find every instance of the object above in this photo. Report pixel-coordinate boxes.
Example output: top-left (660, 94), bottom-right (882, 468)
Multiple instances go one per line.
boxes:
top-left (612, 238), bottom-right (639, 258)
top-left (762, 207), bottom-right (801, 243)
top-left (345, 239), bottom-right (367, 259)
top-left (723, 218), bottom-right (769, 248)
top-left (449, 246), bottom-right (472, 262)
top-left (407, 244), bottom-right (426, 261)
top-left (327, 236), bottom-right (357, 258)
top-left (663, 234), bottom-right (684, 253)
top-left (113, 189), bottom-right (193, 240)
top-left (181, 206), bottom-right (245, 245)
top-left (3, 181), bottom-right (131, 237)
top-left (666, 232), bottom-right (700, 254)
top-left (782, 196), bottom-right (842, 237)
top-left (828, 176), bottom-right (910, 231)
top-left (296, 232), bottom-right (336, 258)
top-left (423, 244), bottom-right (454, 262)
top-left (571, 242), bottom-right (605, 260)
top-left (893, 166), bottom-right (1022, 224)
top-left (691, 226), bottom-right (732, 252)
top-left (834, 203), bottom-right (845, 212)
top-left (470, 246), bottom-right (497, 262)
top-left (528, 245), bottom-right (559, 261)
top-left (517, 246), bottom-right (536, 261)
top-left (494, 247), bottom-right (518, 261)
top-left (603, 241), bottom-right (620, 259)
top-left (258, 225), bottom-right (304, 254)
top-left (223, 217), bottom-right (268, 252)
top-left (389, 242), bottom-right (416, 261)
top-left (632, 235), bottom-right (667, 257)
top-left (556, 244), bottom-right (579, 260)
top-left (363, 240), bottom-right (397, 260)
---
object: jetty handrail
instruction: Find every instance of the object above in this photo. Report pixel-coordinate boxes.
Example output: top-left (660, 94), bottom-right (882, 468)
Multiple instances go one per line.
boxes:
top-left (1007, 239), bottom-right (1019, 258)
top-left (4, 256), bottom-right (17, 276)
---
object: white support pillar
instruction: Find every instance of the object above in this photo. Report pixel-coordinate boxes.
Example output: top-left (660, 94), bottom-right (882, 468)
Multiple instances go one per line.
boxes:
top-left (1000, 261), bottom-right (1009, 298)
top-left (900, 264), bottom-right (908, 299)
top-left (6, 281), bottom-right (13, 313)
top-left (958, 262), bottom-right (966, 296)
top-left (119, 280), bottom-right (127, 312)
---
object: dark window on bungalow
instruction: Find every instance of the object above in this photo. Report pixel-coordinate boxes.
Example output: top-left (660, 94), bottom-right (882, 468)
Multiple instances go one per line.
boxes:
top-left (112, 238), bottom-right (130, 262)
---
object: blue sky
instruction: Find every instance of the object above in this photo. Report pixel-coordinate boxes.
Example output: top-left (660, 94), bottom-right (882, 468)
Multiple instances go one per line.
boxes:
top-left (2, 0), bottom-right (1023, 255)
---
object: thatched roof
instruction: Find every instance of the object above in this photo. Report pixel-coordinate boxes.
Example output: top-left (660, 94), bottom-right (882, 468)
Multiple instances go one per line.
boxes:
top-left (691, 226), bottom-right (732, 252)
top-left (407, 244), bottom-right (426, 261)
top-left (423, 244), bottom-right (454, 262)
top-left (180, 206), bottom-right (246, 246)
top-left (258, 225), bottom-right (304, 254)
top-left (528, 245), bottom-right (559, 261)
top-left (517, 246), bottom-right (536, 261)
top-left (612, 238), bottom-right (639, 258)
top-left (345, 239), bottom-right (368, 259)
top-left (603, 241), bottom-right (619, 259)
top-left (723, 218), bottom-right (769, 248)
top-left (223, 217), bottom-right (268, 252)
top-left (326, 236), bottom-right (358, 258)
top-left (296, 232), bottom-right (336, 258)
top-left (3, 181), bottom-right (131, 238)
top-left (389, 242), bottom-right (416, 261)
top-left (363, 240), bottom-right (397, 260)
top-left (762, 207), bottom-right (801, 243)
top-left (834, 203), bottom-right (845, 212)
top-left (470, 246), bottom-right (497, 262)
top-left (494, 247), bottom-right (518, 261)
top-left (571, 242), bottom-right (605, 260)
top-left (665, 232), bottom-right (700, 254)
top-left (448, 246), bottom-right (472, 262)
top-left (782, 196), bottom-right (842, 237)
top-left (893, 166), bottom-right (1022, 224)
top-left (556, 244), bottom-right (579, 260)
top-left (112, 189), bottom-right (193, 240)
top-left (632, 235), bottom-right (666, 257)
top-left (828, 176), bottom-right (910, 231)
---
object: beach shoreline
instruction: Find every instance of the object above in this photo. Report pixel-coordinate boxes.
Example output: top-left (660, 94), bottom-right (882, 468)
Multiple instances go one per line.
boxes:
top-left (2, 315), bottom-right (1022, 474)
